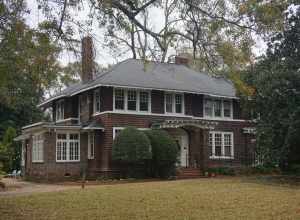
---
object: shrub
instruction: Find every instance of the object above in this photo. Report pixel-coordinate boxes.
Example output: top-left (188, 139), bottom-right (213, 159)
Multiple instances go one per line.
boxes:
top-left (207, 167), bottom-right (235, 176)
top-left (145, 130), bottom-right (179, 179)
top-left (112, 127), bottom-right (152, 178)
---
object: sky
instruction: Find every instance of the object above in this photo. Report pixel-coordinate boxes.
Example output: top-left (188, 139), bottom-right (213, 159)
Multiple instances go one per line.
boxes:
top-left (25, 0), bottom-right (268, 67)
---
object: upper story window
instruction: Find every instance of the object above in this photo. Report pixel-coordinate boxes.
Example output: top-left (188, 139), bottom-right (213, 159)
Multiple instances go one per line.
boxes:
top-left (165, 93), bottom-right (184, 114)
top-left (204, 98), bottom-right (232, 118)
top-left (93, 89), bottom-right (101, 113)
top-left (113, 88), bottom-right (150, 112)
top-left (56, 100), bottom-right (64, 121)
top-left (209, 131), bottom-right (234, 159)
top-left (32, 133), bottom-right (44, 163)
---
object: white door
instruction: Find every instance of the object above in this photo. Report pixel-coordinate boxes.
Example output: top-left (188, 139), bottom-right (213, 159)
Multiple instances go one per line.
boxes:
top-left (172, 130), bottom-right (189, 167)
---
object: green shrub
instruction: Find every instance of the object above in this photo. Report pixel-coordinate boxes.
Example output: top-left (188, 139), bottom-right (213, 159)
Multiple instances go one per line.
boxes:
top-left (145, 130), bottom-right (179, 179)
top-left (207, 167), bottom-right (235, 176)
top-left (112, 127), bottom-right (152, 178)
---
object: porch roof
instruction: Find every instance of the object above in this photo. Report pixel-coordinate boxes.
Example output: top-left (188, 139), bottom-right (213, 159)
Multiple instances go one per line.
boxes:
top-left (151, 119), bottom-right (218, 130)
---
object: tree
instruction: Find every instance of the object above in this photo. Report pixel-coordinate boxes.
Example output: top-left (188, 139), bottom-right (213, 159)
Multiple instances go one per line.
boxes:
top-left (244, 6), bottom-right (300, 169)
top-left (112, 127), bottom-right (152, 177)
top-left (0, 127), bottom-right (18, 172)
top-left (145, 129), bottom-right (179, 178)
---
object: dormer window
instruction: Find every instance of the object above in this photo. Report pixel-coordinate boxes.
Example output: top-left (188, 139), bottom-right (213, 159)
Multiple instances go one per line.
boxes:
top-left (165, 93), bottom-right (184, 114)
top-left (204, 98), bottom-right (232, 118)
top-left (56, 100), bottom-right (64, 121)
top-left (93, 89), bottom-right (101, 113)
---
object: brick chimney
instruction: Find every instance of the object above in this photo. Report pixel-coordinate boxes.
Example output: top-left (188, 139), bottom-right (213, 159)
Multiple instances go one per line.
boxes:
top-left (81, 36), bottom-right (94, 83)
top-left (175, 56), bottom-right (189, 66)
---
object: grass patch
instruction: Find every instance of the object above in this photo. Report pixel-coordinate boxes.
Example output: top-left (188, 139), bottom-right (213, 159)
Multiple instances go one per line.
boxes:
top-left (1, 177), bottom-right (300, 220)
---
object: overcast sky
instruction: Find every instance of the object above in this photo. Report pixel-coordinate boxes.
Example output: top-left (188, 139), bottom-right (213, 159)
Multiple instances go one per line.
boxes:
top-left (25, 0), bottom-right (268, 67)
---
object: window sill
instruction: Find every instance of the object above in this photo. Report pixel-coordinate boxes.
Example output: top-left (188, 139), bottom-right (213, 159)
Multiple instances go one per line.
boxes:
top-left (32, 161), bottom-right (44, 163)
top-left (209, 156), bottom-right (234, 160)
top-left (88, 157), bottom-right (94, 160)
top-left (204, 116), bottom-right (233, 120)
top-left (56, 160), bottom-right (80, 163)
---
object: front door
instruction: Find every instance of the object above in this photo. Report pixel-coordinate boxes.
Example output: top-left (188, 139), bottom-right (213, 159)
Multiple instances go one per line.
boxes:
top-left (173, 130), bottom-right (189, 167)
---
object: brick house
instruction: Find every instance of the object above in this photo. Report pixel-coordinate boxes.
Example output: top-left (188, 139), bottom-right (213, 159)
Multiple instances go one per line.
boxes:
top-left (15, 37), bottom-right (255, 180)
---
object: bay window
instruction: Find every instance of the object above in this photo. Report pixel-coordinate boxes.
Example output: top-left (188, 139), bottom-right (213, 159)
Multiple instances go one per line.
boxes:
top-left (165, 93), bottom-right (184, 114)
top-left (209, 131), bottom-right (234, 159)
top-left (204, 98), bottom-right (232, 118)
top-left (56, 133), bottom-right (80, 162)
top-left (56, 100), bottom-right (64, 121)
top-left (113, 88), bottom-right (150, 112)
top-left (32, 133), bottom-right (44, 162)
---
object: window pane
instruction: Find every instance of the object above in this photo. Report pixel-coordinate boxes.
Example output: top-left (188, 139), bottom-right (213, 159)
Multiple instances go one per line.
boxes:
top-left (214, 100), bottom-right (222, 117)
top-left (57, 142), bottom-right (62, 160)
top-left (209, 133), bottom-right (213, 156)
top-left (166, 94), bottom-right (173, 113)
top-left (70, 142), bottom-right (74, 160)
top-left (224, 134), bottom-right (232, 156)
top-left (175, 94), bottom-right (182, 113)
top-left (204, 99), bottom-right (213, 117)
top-left (74, 142), bottom-right (79, 160)
top-left (214, 133), bottom-right (222, 156)
top-left (223, 100), bottom-right (231, 117)
top-left (62, 142), bottom-right (67, 160)
top-left (115, 89), bottom-right (124, 110)
top-left (139, 92), bottom-right (149, 111)
top-left (127, 90), bottom-right (137, 111)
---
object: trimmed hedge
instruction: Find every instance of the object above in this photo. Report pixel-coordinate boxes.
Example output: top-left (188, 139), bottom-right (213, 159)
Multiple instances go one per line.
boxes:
top-left (112, 127), bottom-right (152, 178)
top-left (145, 130), bottom-right (179, 179)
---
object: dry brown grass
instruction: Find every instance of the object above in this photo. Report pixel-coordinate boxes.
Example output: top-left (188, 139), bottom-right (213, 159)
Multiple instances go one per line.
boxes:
top-left (1, 177), bottom-right (300, 220)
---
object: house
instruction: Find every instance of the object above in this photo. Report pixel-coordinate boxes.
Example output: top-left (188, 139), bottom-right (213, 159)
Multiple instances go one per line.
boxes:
top-left (15, 37), bottom-right (255, 180)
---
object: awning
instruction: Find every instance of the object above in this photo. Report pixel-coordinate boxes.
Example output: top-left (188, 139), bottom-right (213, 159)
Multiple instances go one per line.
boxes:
top-left (14, 134), bottom-right (30, 141)
top-left (151, 119), bottom-right (217, 130)
top-left (82, 120), bottom-right (105, 131)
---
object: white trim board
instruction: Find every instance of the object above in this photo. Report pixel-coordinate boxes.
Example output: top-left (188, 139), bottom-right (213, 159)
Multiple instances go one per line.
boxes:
top-left (93, 111), bottom-right (248, 122)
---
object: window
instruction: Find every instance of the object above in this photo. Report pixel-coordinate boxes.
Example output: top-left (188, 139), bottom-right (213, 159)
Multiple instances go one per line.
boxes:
top-left (115, 89), bottom-right (125, 110)
top-left (209, 131), bottom-right (234, 159)
top-left (113, 127), bottom-right (150, 140)
top-left (56, 133), bottom-right (80, 162)
top-left (214, 100), bottom-right (222, 117)
top-left (223, 100), bottom-right (231, 117)
top-left (88, 132), bottom-right (95, 159)
top-left (204, 99), bottom-right (213, 117)
top-left (165, 93), bottom-right (184, 114)
top-left (165, 94), bottom-right (173, 113)
top-left (56, 100), bottom-right (64, 121)
top-left (175, 94), bottom-right (183, 113)
top-left (32, 134), bottom-right (44, 162)
top-left (139, 91), bottom-right (149, 111)
top-left (113, 88), bottom-right (150, 112)
top-left (127, 90), bottom-right (137, 111)
top-left (94, 89), bottom-right (101, 113)
top-left (204, 98), bottom-right (232, 118)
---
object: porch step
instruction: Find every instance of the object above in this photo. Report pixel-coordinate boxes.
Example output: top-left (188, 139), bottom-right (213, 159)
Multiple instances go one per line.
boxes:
top-left (177, 168), bottom-right (203, 179)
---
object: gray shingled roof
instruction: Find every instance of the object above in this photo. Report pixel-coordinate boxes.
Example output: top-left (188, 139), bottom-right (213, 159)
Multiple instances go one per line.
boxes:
top-left (39, 59), bottom-right (237, 107)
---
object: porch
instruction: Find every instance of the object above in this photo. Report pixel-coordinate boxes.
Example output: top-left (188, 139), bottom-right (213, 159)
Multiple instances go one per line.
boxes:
top-left (151, 119), bottom-right (218, 174)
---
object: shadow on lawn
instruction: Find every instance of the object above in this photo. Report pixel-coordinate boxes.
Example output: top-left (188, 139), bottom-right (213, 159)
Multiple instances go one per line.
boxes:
top-left (241, 175), bottom-right (300, 188)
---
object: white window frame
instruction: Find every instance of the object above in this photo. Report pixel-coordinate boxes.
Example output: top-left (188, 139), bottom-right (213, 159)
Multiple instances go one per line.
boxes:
top-left (55, 99), bottom-right (64, 121)
top-left (56, 132), bottom-right (80, 162)
top-left (32, 132), bottom-right (44, 163)
top-left (88, 132), bottom-right (95, 159)
top-left (203, 97), bottom-right (233, 119)
top-left (209, 131), bottom-right (234, 159)
top-left (164, 92), bottom-right (185, 115)
top-left (112, 127), bottom-right (150, 140)
top-left (93, 89), bottom-right (101, 113)
top-left (113, 88), bottom-right (151, 113)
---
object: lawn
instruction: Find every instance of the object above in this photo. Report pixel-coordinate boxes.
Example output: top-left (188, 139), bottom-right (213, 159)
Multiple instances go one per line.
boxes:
top-left (1, 177), bottom-right (300, 220)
